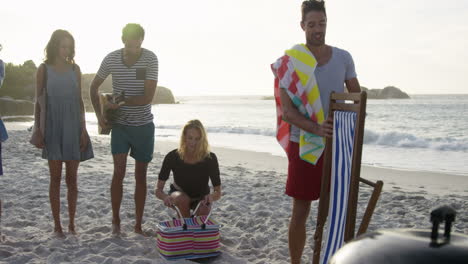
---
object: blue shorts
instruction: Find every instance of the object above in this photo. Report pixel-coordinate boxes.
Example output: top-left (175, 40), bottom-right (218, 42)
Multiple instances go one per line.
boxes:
top-left (111, 122), bottom-right (155, 163)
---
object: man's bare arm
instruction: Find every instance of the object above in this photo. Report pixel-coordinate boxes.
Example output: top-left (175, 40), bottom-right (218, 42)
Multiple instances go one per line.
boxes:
top-left (124, 80), bottom-right (157, 106)
top-left (279, 88), bottom-right (333, 137)
top-left (89, 76), bottom-right (105, 121)
top-left (345, 77), bottom-right (361, 93)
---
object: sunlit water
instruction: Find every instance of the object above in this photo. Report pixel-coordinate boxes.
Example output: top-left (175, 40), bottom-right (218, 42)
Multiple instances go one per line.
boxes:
top-left (8, 94), bottom-right (468, 176)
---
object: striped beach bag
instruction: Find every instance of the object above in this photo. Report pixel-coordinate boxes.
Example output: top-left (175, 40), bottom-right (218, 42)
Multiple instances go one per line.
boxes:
top-left (156, 204), bottom-right (222, 260)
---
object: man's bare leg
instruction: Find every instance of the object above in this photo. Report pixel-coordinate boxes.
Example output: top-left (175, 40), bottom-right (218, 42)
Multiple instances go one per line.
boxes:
top-left (65, 160), bottom-right (79, 235)
top-left (134, 161), bottom-right (148, 234)
top-left (289, 198), bottom-right (312, 264)
top-left (48, 160), bottom-right (64, 237)
top-left (111, 153), bottom-right (127, 234)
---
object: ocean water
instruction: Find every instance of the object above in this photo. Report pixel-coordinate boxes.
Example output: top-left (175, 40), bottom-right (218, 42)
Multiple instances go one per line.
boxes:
top-left (82, 94), bottom-right (467, 176)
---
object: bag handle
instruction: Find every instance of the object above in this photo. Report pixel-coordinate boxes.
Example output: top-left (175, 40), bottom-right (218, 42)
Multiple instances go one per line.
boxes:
top-left (192, 201), bottom-right (214, 226)
top-left (172, 201), bottom-right (215, 230)
top-left (172, 205), bottom-right (188, 230)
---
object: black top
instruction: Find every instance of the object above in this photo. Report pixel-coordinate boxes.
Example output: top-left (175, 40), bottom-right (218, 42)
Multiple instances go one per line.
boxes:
top-left (158, 149), bottom-right (221, 198)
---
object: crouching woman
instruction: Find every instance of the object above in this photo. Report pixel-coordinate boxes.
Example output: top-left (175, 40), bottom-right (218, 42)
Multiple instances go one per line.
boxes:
top-left (155, 120), bottom-right (221, 217)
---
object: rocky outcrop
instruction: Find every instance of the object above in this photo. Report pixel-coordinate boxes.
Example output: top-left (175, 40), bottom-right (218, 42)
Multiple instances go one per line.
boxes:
top-left (153, 86), bottom-right (176, 104)
top-left (0, 83), bottom-right (176, 117)
top-left (361, 86), bottom-right (410, 99)
top-left (1, 64), bottom-right (176, 116)
top-left (0, 97), bottom-right (34, 116)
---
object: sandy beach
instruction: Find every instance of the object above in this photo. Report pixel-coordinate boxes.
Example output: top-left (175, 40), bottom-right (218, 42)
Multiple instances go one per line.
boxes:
top-left (1, 124), bottom-right (467, 264)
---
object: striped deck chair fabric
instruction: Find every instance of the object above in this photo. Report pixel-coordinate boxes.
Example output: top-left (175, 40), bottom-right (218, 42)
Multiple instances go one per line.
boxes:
top-left (320, 111), bottom-right (357, 264)
top-left (157, 215), bottom-right (221, 260)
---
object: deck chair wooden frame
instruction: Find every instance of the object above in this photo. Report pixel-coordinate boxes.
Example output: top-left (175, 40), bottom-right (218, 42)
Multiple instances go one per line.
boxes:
top-left (312, 91), bottom-right (383, 264)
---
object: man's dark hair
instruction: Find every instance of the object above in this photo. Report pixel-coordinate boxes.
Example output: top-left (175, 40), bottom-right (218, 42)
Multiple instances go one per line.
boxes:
top-left (122, 23), bottom-right (145, 41)
top-left (301, 0), bottom-right (326, 21)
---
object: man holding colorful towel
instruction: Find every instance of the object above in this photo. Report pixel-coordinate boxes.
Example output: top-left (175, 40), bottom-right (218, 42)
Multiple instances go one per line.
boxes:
top-left (271, 1), bottom-right (361, 263)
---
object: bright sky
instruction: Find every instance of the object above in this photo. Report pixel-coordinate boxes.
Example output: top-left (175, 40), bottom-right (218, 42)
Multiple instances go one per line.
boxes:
top-left (2, 0), bottom-right (467, 96)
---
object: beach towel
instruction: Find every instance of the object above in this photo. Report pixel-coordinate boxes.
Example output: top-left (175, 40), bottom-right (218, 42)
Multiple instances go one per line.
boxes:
top-left (156, 205), bottom-right (221, 260)
top-left (320, 111), bottom-right (357, 264)
top-left (271, 44), bottom-right (325, 165)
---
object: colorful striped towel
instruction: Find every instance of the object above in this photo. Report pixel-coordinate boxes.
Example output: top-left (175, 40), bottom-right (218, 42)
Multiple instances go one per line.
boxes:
top-left (271, 44), bottom-right (325, 165)
top-left (320, 111), bottom-right (357, 264)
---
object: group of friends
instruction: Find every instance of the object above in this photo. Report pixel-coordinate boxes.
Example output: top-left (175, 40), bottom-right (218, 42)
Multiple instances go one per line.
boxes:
top-left (28, 23), bottom-right (223, 236)
top-left (0, 1), bottom-right (360, 263)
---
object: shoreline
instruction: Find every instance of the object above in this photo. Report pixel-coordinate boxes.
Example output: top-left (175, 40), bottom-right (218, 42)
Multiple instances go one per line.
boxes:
top-left (4, 119), bottom-right (468, 179)
top-left (0, 128), bottom-right (467, 263)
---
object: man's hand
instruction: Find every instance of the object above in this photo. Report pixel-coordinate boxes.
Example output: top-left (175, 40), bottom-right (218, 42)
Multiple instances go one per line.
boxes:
top-left (97, 116), bottom-right (110, 130)
top-left (107, 102), bottom-right (121, 110)
top-left (316, 116), bottom-right (333, 138)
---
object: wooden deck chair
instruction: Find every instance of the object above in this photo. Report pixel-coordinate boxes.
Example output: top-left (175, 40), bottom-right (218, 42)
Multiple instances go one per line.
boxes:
top-left (312, 91), bottom-right (383, 264)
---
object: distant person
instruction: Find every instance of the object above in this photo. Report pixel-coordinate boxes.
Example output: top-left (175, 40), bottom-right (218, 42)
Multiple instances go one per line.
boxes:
top-left (0, 43), bottom-right (6, 241)
top-left (90, 23), bottom-right (158, 235)
top-left (30, 30), bottom-right (94, 237)
top-left (155, 120), bottom-right (221, 217)
top-left (271, 1), bottom-right (361, 263)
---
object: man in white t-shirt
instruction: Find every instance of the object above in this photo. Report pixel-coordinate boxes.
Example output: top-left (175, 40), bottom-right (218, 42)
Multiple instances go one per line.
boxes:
top-left (275, 1), bottom-right (361, 263)
top-left (90, 24), bottom-right (158, 235)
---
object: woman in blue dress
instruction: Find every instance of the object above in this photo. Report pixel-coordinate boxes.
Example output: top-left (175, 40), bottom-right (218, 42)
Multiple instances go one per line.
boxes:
top-left (31, 30), bottom-right (93, 237)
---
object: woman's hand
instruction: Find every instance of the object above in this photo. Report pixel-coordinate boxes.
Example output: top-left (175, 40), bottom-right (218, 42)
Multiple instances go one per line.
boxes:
top-left (32, 129), bottom-right (45, 149)
top-left (163, 195), bottom-right (174, 207)
top-left (80, 128), bottom-right (89, 152)
top-left (202, 194), bottom-right (213, 206)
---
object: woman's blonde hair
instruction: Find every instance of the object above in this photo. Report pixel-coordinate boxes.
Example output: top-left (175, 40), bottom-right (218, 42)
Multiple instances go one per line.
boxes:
top-left (178, 119), bottom-right (210, 162)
